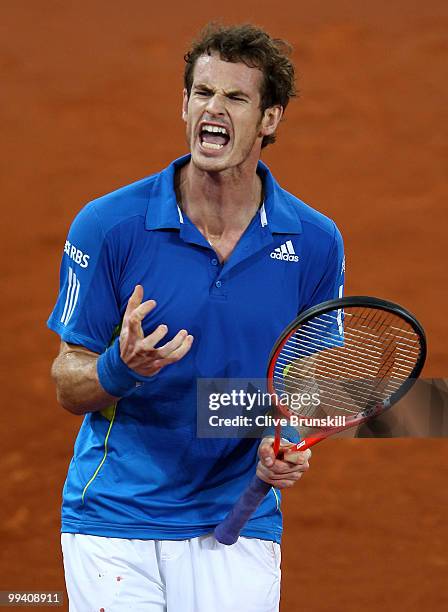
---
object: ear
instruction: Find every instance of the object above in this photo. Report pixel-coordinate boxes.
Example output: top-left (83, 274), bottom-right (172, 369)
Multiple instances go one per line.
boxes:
top-left (182, 88), bottom-right (189, 122)
top-left (260, 105), bottom-right (283, 137)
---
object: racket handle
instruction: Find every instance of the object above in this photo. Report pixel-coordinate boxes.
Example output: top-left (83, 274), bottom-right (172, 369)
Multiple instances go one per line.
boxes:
top-left (214, 476), bottom-right (271, 545)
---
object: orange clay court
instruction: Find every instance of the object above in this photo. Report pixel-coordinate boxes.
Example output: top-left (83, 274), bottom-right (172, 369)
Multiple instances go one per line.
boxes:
top-left (0, 2), bottom-right (447, 611)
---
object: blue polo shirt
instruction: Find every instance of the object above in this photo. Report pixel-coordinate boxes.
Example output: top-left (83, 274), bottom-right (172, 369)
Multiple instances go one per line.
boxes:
top-left (47, 154), bottom-right (344, 542)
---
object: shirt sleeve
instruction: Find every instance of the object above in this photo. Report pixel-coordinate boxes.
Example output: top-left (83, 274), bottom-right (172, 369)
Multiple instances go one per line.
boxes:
top-left (47, 203), bottom-right (121, 353)
top-left (302, 222), bottom-right (345, 310)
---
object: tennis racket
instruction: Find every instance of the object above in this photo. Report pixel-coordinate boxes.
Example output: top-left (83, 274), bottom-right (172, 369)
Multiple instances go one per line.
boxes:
top-left (214, 296), bottom-right (427, 545)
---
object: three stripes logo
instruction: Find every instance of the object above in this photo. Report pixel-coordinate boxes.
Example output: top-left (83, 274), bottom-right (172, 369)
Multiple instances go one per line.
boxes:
top-left (61, 266), bottom-right (80, 326)
top-left (270, 240), bottom-right (299, 262)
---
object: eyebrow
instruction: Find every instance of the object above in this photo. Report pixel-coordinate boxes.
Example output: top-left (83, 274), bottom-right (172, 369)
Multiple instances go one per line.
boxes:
top-left (193, 83), bottom-right (251, 99)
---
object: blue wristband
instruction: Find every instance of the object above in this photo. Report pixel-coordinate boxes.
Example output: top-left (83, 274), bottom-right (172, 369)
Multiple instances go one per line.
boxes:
top-left (97, 339), bottom-right (152, 398)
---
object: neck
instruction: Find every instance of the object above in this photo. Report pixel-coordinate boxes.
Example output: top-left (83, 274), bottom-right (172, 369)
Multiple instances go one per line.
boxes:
top-left (176, 159), bottom-right (263, 241)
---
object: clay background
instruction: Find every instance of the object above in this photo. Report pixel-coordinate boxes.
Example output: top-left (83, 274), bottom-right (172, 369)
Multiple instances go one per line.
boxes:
top-left (1, 1), bottom-right (447, 610)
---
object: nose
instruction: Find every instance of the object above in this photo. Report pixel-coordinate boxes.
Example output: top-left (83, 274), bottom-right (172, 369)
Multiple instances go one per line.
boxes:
top-left (205, 93), bottom-right (225, 116)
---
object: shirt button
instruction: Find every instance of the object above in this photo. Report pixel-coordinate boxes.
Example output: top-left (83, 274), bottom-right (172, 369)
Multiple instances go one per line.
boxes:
top-left (215, 280), bottom-right (222, 288)
top-left (211, 258), bottom-right (218, 266)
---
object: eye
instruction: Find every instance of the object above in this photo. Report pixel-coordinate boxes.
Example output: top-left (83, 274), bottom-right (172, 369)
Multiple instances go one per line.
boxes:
top-left (228, 95), bottom-right (247, 102)
top-left (195, 89), bottom-right (211, 96)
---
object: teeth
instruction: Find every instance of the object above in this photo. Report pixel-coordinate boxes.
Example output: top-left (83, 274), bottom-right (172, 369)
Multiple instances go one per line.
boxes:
top-left (202, 142), bottom-right (224, 150)
top-left (201, 124), bottom-right (228, 135)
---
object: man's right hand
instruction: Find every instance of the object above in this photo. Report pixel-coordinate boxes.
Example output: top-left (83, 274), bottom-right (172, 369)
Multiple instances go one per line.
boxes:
top-left (119, 285), bottom-right (194, 376)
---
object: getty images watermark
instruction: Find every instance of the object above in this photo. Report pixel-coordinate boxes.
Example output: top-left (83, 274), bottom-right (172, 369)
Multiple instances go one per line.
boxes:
top-left (197, 383), bottom-right (346, 438)
top-left (197, 378), bottom-right (448, 439)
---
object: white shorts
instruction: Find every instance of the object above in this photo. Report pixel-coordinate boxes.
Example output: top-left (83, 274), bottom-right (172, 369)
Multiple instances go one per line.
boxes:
top-left (61, 533), bottom-right (281, 612)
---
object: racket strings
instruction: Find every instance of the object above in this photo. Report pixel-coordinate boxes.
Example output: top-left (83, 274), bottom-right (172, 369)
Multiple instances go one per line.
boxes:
top-left (284, 310), bottom-right (421, 360)
top-left (272, 306), bottom-right (423, 424)
top-left (277, 332), bottom-right (419, 386)
top-left (278, 310), bottom-right (421, 375)
top-left (278, 341), bottom-right (414, 378)
top-left (281, 316), bottom-right (421, 365)
top-left (275, 374), bottom-right (402, 415)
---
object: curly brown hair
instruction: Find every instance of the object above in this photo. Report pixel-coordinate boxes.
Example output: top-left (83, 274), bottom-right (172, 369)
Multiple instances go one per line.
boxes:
top-left (184, 23), bottom-right (296, 148)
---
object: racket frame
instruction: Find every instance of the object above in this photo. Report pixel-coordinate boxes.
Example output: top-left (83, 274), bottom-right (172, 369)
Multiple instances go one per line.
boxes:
top-left (267, 295), bottom-right (426, 452)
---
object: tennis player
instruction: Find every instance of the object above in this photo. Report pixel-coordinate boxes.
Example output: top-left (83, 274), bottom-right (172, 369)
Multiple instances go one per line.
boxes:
top-left (48, 23), bottom-right (344, 611)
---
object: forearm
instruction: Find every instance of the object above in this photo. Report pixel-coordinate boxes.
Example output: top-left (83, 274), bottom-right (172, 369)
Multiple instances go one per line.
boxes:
top-left (51, 348), bottom-right (117, 415)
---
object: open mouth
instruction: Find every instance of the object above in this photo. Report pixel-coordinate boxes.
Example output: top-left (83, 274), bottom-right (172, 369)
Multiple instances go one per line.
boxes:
top-left (199, 124), bottom-right (230, 150)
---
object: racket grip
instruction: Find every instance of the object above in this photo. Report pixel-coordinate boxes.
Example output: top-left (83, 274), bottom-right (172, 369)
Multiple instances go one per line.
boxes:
top-left (214, 476), bottom-right (272, 545)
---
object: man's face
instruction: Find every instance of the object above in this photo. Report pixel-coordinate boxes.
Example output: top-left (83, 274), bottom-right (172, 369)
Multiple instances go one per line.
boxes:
top-left (182, 53), bottom-right (279, 173)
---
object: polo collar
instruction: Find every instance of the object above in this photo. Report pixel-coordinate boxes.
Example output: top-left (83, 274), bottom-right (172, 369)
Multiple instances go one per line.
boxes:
top-left (144, 155), bottom-right (187, 230)
top-left (145, 154), bottom-right (302, 235)
top-left (257, 159), bottom-right (302, 234)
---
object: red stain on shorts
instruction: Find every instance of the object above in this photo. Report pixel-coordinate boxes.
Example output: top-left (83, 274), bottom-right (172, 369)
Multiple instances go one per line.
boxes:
top-left (99, 608), bottom-right (105, 612)
top-left (116, 576), bottom-right (122, 581)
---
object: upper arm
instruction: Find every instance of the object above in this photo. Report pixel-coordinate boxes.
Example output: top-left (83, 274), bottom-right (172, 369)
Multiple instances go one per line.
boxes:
top-left (47, 203), bottom-right (122, 353)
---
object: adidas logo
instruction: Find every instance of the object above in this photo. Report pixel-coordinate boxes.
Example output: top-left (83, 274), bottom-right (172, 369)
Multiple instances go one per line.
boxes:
top-left (270, 240), bottom-right (299, 262)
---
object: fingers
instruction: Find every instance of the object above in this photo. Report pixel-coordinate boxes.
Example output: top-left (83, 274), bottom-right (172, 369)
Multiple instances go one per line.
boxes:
top-left (259, 459), bottom-right (310, 480)
top-left (151, 333), bottom-right (194, 369)
top-left (153, 331), bottom-right (194, 361)
top-left (131, 300), bottom-right (157, 326)
top-left (119, 287), bottom-right (193, 377)
top-left (257, 437), bottom-right (311, 489)
top-left (258, 437), bottom-right (276, 468)
top-left (256, 459), bottom-right (309, 488)
top-left (256, 465), bottom-right (305, 488)
top-left (123, 285), bottom-right (144, 325)
top-left (122, 286), bottom-right (157, 343)
top-left (127, 300), bottom-right (157, 343)
top-left (142, 328), bottom-right (194, 362)
top-left (142, 328), bottom-right (187, 355)
top-left (142, 324), bottom-right (169, 348)
top-left (123, 286), bottom-right (158, 328)
top-left (258, 439), bottom-right (311, 469)
top-left (283, 447), bottom-right (312, 465)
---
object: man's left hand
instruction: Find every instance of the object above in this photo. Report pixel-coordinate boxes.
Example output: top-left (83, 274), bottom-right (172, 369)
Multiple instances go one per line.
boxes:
top-left (256, 437), bottom-right (311, 489)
